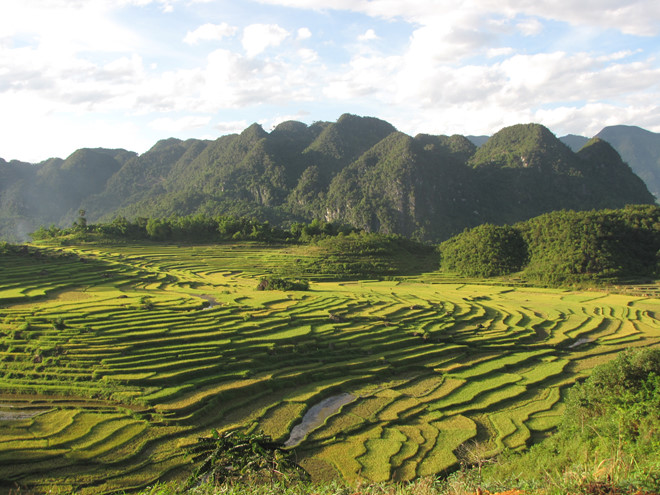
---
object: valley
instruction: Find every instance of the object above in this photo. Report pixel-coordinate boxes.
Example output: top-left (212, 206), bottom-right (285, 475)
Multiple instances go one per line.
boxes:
top-left (1, 241), bottom-right (658, 493)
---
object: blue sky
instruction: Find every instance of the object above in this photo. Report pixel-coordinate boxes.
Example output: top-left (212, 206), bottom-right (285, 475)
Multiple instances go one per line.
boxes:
top-left (1, 0), bottom-right (659, 162)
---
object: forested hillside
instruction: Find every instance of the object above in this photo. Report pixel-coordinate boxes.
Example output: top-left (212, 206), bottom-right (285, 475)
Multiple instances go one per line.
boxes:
top-left (0, 115), bottom-right (655, 242)
top-left (439, 205), bottom-right (660, 285)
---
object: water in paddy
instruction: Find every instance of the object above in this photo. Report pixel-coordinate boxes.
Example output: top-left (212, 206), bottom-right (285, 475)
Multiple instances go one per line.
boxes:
top-left (284, 393), bottom-right (356, 448)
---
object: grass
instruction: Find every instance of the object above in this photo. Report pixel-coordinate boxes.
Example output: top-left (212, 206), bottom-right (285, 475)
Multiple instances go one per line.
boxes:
top-left (0, 241), bottom-right (658, 493)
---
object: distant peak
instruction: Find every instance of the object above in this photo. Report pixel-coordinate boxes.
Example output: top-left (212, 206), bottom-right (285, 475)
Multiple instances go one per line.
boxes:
top-left (597, 124), bottom-right (658, 138)
top-left (240, 123), bottom-right (268, 140)
top-left (147, 138), bottom-right (184, 154)
top-left (577, 137), bottom-right (625, 164)
top-left (469, 123), bottom-right (574, 170)
top-left (272, 120), bottom-right (308, 134)
top-left (336, 113), bottom-right (396, 130)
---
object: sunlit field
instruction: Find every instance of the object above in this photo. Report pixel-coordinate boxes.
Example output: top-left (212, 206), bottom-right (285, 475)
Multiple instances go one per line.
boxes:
top-left (1, 242), bottom-right (658, 494)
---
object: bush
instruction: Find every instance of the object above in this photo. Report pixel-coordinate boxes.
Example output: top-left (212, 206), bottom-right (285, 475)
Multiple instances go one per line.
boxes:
top-left (186, 430), bottom-right (308, 489)
top-left (257, 277), bottom-right (310, 291)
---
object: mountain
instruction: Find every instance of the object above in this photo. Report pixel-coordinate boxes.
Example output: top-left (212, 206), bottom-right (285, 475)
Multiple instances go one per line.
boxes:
top-left (0, 149), bottom-right (134, 240)
top-left (559, 127), bottom-right (660, 201)
top-left (595, 125), bottom-right (660, 200)
top-left (0, 115), bottom-right (655, 242)
top-left (559, 134), bottom-right (590, 152)
top-left (466, 135), bottom-right (490, 147)
top-left (469, 124), bottom-right (580, 172)
top-left (460, 124), bottom-right (653, 230)
top-left (324, 132), bottom-right (475, 239)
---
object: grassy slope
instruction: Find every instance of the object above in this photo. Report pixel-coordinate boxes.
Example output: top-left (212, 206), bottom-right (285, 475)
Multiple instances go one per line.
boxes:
top-left (0, 242), bottom-right (658, 494)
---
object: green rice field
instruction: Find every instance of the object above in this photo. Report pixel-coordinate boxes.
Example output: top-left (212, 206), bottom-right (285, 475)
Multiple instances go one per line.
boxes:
top-left (0, 242), bottom-right (659, 494)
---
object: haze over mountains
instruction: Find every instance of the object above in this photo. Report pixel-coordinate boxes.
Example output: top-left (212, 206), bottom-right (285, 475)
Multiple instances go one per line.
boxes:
top-left (0, 114), bottom-right (657, 242)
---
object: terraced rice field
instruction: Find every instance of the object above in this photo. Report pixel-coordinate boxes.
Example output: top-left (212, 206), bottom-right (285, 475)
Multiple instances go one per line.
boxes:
top-left (0, 242), bottom-right (659, 493)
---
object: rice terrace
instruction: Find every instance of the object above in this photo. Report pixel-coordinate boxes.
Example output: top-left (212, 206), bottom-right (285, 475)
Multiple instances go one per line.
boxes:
top-left (0, 231), bottom-right (659, 493)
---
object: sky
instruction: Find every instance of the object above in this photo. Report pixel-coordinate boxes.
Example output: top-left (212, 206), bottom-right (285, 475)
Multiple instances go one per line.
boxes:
top-left (1, 0), bottom-right (659, 163)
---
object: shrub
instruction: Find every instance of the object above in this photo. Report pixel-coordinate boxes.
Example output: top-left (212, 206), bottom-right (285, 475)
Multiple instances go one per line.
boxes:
top-left (186, 430), bottom-right (308, 489)
top-left (257, 277), bottom-right (310, 291)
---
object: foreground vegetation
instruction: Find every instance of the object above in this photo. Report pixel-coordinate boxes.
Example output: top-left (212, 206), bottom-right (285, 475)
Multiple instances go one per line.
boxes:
top-left (134, 348), bottom-right (660, 495)
top-left (0, 224), bottom-right (658, 493)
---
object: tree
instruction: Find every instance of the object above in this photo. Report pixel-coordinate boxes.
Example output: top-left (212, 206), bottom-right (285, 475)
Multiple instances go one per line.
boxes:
top-left (75, 209), bottom-right (87, 231)
top-left (145, 218), bottom-right (171, 240)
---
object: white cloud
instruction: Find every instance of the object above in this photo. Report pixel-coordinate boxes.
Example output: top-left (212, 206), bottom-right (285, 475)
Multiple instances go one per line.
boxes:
top-left (252, 0), bottom-right (660, 36)
top-left (0, 91), bottom-right (151, 161)
top-left (215, 119), bottom-right (250, 134)
top-left (533, 102), bottom-right (660, 137)
top-left (318, 40), bottom-right (660, 137)
top-left (487, 47), bottom-right (514, 58)
top-left (0, 0), bottom-right (140, 53)
top-left (517, 17), bottom-right (543, 36)
top-left (358, 29), bottom-right (378, 41)
top-left (184, 22), bottom-right (238, 45)
top-left (149, 115), bottom-right (212, 132)
top-left (297, 27), bottom-right (312, 40)
top-left (242, 23), bottom-right (290, 58)
top-left (323, 54), bottom-right (400, 100)
top-left (298, 48), bottom-right (319, 62)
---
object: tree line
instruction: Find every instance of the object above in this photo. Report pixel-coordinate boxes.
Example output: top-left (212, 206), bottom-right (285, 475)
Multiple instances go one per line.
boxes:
top-left (30, 214), bottom-right (356, 244)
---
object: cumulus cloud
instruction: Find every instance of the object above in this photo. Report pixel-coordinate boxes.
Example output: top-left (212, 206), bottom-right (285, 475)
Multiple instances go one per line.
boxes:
top-left (242, 24), bottom-right (290, 57)
top-left (320, 41), bottom-right (660, 137)
top-left (184, 22), bottom-right (238, 44)
top-left (297, 27), bottom-right (312, 40)
top-left (298, 48), bottom-right (318, 62)
top-left (358, 29), bottom-right (379, 41)
top-left (323, 54), bottom-right (400, 100)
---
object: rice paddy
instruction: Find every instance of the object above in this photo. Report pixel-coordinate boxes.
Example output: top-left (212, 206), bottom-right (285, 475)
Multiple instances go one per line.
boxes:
top-left (0, 242), bottom-right (659, 494)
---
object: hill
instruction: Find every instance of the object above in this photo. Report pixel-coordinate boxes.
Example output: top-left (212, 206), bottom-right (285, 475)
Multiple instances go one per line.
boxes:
top-left (0, 116), bottom-right (655, 242)
top-left (596, 125), bottom-right (660, 200)
top-left (439, 204), bottom-right (660, 285)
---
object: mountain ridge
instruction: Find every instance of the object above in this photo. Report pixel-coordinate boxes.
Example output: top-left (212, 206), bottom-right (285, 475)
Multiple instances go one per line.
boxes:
top-left (0, 114), bottom-right (656, 242)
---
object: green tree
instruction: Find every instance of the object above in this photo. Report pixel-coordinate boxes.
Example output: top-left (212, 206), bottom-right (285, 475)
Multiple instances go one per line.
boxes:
top-left (145, 218), bottom-right (171, 240)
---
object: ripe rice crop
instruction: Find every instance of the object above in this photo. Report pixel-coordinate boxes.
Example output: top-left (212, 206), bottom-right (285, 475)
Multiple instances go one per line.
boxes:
top-left (0, 241), bottom-right (658, 493)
